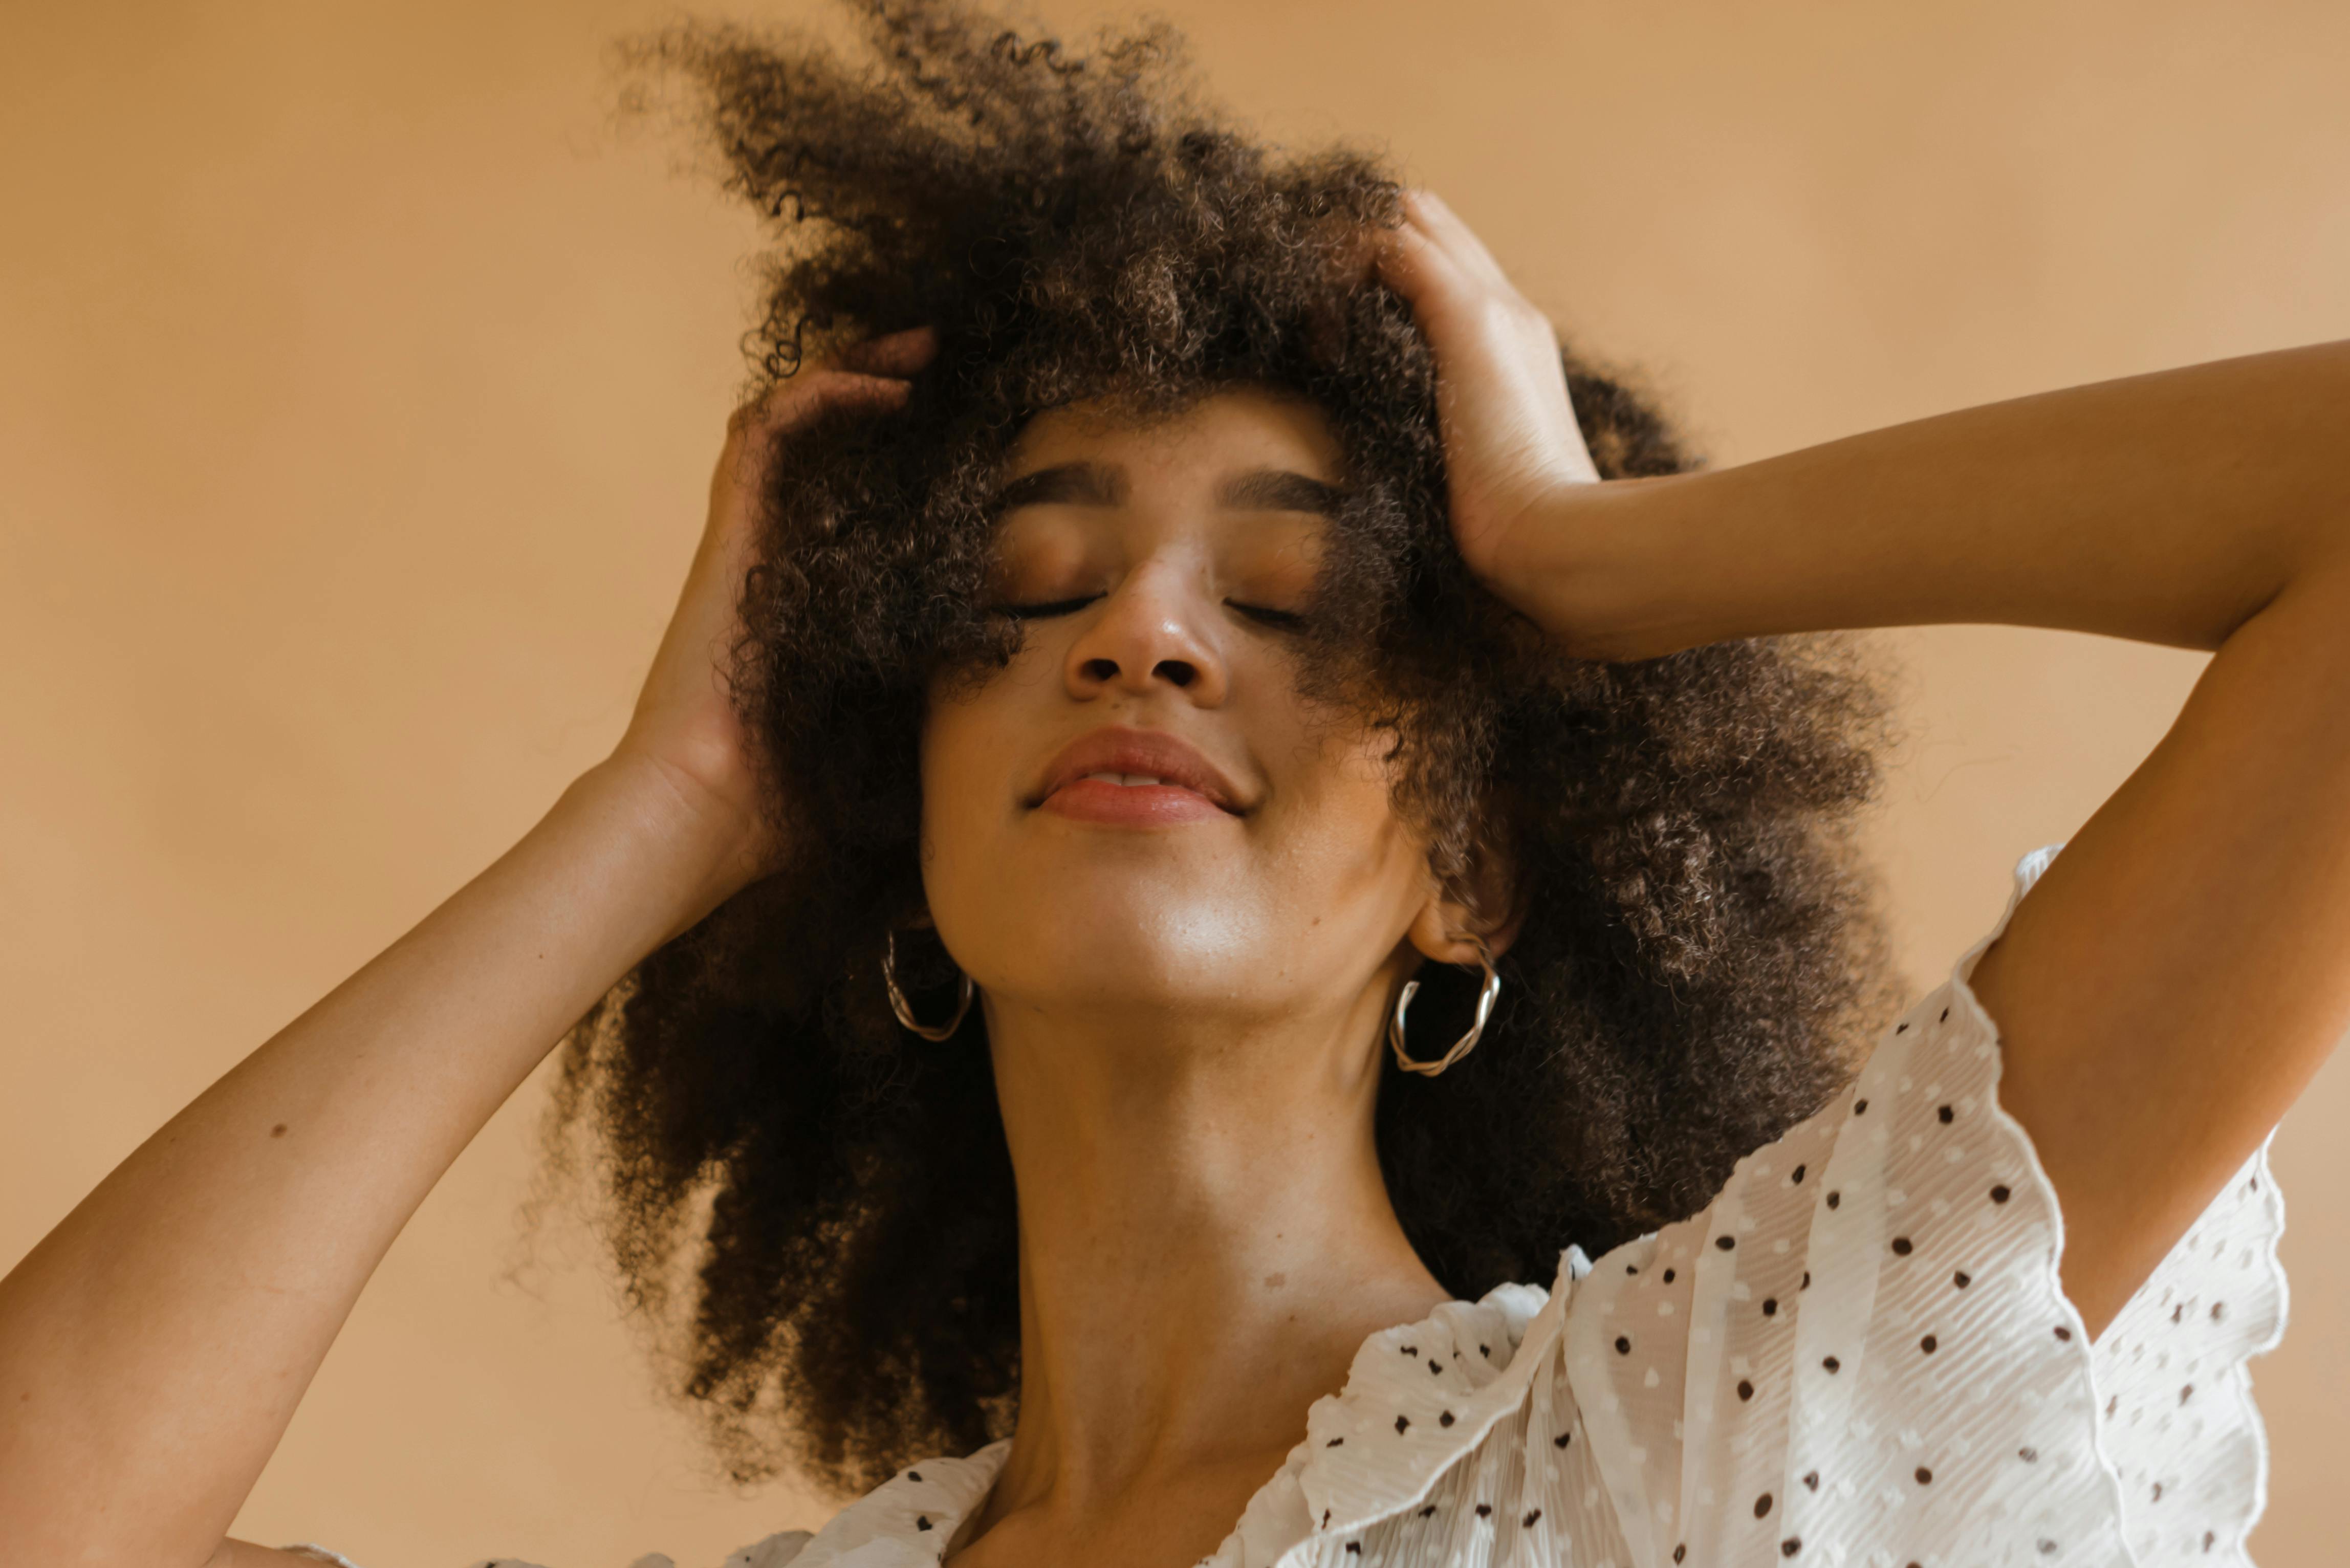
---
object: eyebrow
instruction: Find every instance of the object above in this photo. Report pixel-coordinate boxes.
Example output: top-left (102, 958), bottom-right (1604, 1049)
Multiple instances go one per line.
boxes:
top-left (989, 462), bottom-right (1347, 517)
top-left (991, 462), bottom-right (1126, 511)
top-left (1215, 468), bottom-right (1348, 517)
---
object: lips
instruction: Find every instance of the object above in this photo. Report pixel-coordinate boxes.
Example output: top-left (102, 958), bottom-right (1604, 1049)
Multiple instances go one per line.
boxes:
top-left (1033, 726), bottom-right (1247, 818)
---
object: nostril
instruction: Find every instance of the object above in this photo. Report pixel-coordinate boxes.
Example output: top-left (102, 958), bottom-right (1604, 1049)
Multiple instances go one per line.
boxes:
top-left (1081, 657), bottom-right (1120, 682)
top-left (1156, 659), bottom-right (1198, 688)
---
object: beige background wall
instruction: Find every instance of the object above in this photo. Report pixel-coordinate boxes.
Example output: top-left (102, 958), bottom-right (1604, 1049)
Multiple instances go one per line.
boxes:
top-left (3, 1), bottom-right (2344, 1562)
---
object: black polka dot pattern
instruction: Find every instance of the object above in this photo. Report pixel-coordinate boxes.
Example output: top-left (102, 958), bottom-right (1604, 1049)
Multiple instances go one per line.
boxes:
top-left (675, 844), bottom-right (2283, 1568)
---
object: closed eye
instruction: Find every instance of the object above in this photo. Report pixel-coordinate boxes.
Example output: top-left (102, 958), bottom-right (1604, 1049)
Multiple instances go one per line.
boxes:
top-left (1227, 601), bottom-right (1308, 630)
top-left (988, 594), bottom-right (1101, 620)
top-left (987, 595), bottom-right (1305, 628)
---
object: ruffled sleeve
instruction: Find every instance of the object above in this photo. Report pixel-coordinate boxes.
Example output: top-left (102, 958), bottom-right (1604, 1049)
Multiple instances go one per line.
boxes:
top-left (290, 844), bottom-right (2293, 1568)
top-left (279, 1530), bottom-right (812, 1568)
top-left (1542, 839), bottom-right (2289, 1567)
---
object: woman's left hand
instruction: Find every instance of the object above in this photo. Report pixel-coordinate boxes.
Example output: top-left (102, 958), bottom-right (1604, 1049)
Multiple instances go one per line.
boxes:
top-left (1370, 189), bottom-right (1601, 584)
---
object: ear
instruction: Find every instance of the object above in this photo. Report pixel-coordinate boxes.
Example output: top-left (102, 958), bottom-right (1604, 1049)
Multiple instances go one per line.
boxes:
top-left (1404, 838), bottom-right (1525, 967)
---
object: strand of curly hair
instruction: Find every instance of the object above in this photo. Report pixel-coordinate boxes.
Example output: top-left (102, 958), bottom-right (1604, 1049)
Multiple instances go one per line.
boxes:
top-left (546, 0), bottom-right (1904, 1496)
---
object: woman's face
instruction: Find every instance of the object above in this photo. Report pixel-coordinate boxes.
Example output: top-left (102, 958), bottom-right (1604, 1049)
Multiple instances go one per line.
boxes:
top-left (920, 385), bottom-right (1469, 1053)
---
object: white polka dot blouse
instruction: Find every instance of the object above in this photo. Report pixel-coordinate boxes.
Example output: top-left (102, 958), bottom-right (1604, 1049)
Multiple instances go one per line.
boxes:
top-left (288, 842), bottom-right (2290, 1568)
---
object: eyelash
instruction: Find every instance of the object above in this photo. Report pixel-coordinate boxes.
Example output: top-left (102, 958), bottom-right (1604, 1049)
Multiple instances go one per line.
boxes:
top-left (1232, 602), bottom-right (1309, 629)
top-left (991, 595), bottom-right (1097, 620)
top-left (989, 595), bottom-right (1305, 629)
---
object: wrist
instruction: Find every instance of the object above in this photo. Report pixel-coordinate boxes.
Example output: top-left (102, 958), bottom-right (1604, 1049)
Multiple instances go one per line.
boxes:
top-left (1481, 473), bottom-right (1706, 662)
top-left (558, 754), bottom-right (775, 949)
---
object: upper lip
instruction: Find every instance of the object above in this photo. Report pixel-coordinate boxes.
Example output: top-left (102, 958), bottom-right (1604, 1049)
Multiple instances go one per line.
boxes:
top-left (1033, 726), bottom-right (1249, 815)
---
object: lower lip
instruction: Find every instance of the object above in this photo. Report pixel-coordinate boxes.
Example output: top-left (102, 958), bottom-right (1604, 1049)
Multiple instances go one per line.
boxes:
top-left (1040, 779), bottom-right (1233, 825)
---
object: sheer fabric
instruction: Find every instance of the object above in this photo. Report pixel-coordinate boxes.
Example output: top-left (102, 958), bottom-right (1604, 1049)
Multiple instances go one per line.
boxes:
top-left (295, 843), bottom-right (2288, 1568)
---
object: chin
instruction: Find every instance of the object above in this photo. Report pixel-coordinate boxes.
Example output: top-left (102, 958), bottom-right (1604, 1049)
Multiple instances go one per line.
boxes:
top-left (960, 889), bottom-right (1280, 1014)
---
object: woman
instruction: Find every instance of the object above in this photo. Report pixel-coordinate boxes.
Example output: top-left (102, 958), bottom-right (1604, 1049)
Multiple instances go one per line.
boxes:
top-left (2, 3), bottom-right (2340, 1565)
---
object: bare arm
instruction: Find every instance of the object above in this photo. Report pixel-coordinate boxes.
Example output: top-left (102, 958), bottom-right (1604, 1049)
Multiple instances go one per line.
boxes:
top-left (0, 330), bottom-right (935, 1568)
top-left (1376, 190), bottom-right (2350, 1339)
top-left (2, 760), bottom-right (741, 1568)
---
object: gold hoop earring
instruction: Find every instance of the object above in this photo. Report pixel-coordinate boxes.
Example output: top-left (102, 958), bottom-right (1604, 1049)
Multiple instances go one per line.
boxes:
top-left (1388, 942), bottom-right (1500, 1077)
top-left (883, 929), bottom-right (974, 1041)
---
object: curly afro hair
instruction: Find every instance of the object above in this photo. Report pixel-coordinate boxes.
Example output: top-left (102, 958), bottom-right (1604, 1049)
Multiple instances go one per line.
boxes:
top-left (550, 0), bottom-right (1901, 1497)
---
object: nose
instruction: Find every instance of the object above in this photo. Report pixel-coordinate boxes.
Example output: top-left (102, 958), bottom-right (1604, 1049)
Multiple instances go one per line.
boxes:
top-left (1062, 560), bottom-right (1230, 706)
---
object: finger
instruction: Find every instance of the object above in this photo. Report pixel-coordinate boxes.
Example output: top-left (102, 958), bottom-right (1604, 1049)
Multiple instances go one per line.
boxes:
top-left (836, 324), bottom-right (939, 377)
top-left (1371, 209), bottom-right (1478, 311)
top-left (730, 369), bottom-right (915, 440)
top-left (1402, 189), bottom-right (1516, 295)
top-left (788, 371), bottom-right (919, 420)
top-left (719, 373), bottom-right (916, 504)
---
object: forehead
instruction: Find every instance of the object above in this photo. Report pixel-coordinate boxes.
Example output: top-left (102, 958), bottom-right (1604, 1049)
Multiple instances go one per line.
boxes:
top-left (1002, 384), bottom-right (1344, 484)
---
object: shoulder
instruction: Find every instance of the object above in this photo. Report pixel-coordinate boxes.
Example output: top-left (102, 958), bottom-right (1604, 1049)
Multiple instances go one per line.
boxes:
top-left (719, 1532), bottom-right (815, 1568)
top-left (1529, 841), bottom-right (2287, 1562)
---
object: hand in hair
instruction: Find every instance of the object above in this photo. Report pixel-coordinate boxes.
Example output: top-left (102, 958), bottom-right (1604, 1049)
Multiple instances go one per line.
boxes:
top-left (610, 325), bottom-right (937, 902)
top-left (1370, 189), bottom-right (1600, 584)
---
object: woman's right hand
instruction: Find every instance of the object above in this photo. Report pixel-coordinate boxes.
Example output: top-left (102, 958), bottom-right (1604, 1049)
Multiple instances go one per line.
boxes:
top-left (606, 325), bottom-right (938, 905)
top-left (0, 327), bottom-right (940, 1568)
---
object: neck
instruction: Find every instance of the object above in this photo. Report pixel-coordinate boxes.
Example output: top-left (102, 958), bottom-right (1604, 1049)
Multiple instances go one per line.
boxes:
top-left (969, 978), bottom-right (1452, 1545)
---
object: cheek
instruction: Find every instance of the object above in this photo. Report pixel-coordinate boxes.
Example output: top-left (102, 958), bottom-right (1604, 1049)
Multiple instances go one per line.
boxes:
top-left (917, 642), bottom-right (1078, 962)
top-left (918, 672), bottom-right (1026, 897)
top-left (1273, 739), bottom-right (1434, 930)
